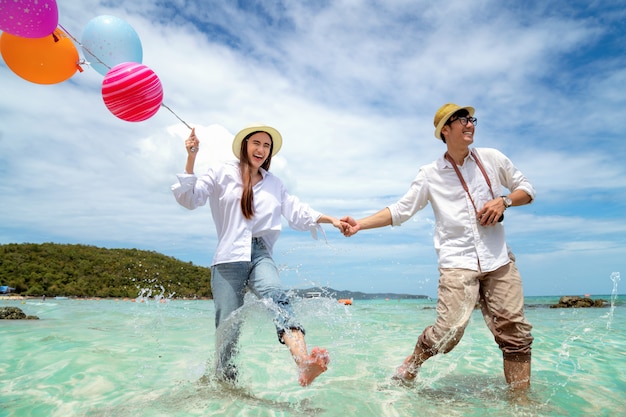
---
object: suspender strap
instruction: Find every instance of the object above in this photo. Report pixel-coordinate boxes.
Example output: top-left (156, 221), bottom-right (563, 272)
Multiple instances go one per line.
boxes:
top-left (470, 149), bottom-right (496, 195)
top-left (444, 149), bottom-right (496, 215)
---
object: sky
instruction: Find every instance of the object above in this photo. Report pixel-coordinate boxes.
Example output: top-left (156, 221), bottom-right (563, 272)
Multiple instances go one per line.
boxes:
top-left (1, 0), bottom-right (625, 298)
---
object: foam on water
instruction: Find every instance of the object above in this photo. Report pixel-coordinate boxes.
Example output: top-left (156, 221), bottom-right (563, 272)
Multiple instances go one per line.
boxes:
top-left (606, 272), bottom-right (620, 330)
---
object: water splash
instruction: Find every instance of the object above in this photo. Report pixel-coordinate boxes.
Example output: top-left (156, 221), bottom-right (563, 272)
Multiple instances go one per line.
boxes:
top-left (606, 272), bottom-right (620, 330)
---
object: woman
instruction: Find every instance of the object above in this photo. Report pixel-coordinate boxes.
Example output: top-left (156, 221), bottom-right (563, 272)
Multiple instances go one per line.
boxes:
top-left (172, 124), bottom-right (338, 386)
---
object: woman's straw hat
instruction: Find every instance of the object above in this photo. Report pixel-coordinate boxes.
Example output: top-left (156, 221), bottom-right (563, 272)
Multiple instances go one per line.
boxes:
top-left (232, 124), bottom-right (283, 159)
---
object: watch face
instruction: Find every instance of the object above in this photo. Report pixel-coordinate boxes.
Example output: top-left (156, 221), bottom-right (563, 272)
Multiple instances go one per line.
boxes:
top-left (504, 197), bottom-right (512, 207)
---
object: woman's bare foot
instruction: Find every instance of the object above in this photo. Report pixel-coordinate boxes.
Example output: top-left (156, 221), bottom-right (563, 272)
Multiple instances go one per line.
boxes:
top-left (392, 354), bottom-right (420, 383)
top-left (298, 347), bottom-right (330, 386)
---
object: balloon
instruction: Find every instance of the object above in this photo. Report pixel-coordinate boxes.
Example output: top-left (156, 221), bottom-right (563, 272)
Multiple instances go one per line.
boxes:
top-left (0, 29), bottom-right (80, 84)
top-left (81, 15), bottom-right (143, 76)
top-left (0, 0), bottom-right (59, 38)
top-left (102, 62), bottom-right (163, 122)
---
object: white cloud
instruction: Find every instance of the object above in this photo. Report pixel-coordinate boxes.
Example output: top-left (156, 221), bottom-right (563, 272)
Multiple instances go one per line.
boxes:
top-left (1, 0), bottom-right (624, 296)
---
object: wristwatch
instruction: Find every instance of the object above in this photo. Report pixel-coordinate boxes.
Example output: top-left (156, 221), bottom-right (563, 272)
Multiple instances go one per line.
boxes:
top-left (502, 196), bottom-right (512, 209)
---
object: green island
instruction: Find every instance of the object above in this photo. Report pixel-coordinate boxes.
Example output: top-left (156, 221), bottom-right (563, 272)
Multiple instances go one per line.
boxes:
top-left (0, 243), bottom-right (212, 299)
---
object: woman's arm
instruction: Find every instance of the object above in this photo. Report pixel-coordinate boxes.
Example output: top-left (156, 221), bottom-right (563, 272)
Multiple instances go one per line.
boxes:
top-left (184, 128), bottom-right (199, 174)
top-left (316, 214), bottom-right (343, 230)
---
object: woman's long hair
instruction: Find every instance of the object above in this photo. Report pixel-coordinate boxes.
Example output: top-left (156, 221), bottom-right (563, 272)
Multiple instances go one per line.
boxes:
top-left (239, 131), bottom-right (274, 219)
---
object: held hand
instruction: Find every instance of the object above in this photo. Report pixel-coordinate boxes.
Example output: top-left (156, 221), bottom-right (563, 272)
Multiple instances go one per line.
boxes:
top-left (318, 215), bottom-right (355, 237)
top-left (477, 198), bottom-right (505, 227)
top-left (186, 128), bottom-right (199, 155)
top-left (329, 217), bottom-right (343, 230)
top-left (340, 216), bottom-right (360, 237)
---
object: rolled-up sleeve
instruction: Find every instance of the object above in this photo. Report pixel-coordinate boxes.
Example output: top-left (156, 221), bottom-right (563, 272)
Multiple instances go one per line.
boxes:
top-left (496, 151), bottom-right (536, 202)
top-left (171, 173), bottom-right (211, 210)
top-left (388, 169), bottom-right (430, 226)
top-left (282, 192), bottom-right (322, 231)
top-left (279, 188), bottom-right (326, 240)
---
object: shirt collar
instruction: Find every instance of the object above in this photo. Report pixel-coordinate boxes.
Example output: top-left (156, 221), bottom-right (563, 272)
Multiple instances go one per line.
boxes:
top-left (438, 148), bottom-right (476, 169)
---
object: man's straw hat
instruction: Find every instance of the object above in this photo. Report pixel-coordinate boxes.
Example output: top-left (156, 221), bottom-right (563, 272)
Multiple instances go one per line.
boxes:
top-left (433, 103), bottom-right (475, 140)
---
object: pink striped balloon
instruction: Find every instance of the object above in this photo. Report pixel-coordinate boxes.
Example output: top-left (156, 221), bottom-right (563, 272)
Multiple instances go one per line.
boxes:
top-left (101, 62), bottom-right (163, 122)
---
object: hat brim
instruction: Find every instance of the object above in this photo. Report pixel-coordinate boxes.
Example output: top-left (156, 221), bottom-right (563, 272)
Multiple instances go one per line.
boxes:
top-left (434, 106), bottom-right (475, 139)
top-left (232, 125), bottom-right (283, 159)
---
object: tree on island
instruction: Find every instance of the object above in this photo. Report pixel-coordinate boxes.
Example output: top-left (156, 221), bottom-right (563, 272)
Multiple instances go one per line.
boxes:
top-left (0, 243), bottom-right (212, 299)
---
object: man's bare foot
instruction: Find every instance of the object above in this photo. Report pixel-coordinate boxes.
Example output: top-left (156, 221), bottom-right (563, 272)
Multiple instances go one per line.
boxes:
top-left (298, 347), bottom-right (330, 386)
top-left (392, 354), bottom-right (420, 383)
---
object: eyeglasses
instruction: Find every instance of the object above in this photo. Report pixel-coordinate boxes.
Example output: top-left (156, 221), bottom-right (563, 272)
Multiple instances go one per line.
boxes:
top-left (447, 116), bottom-right (477, 127)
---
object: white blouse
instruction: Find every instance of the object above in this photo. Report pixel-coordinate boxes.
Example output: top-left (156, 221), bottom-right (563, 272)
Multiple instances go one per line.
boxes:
top-left (172, 161), bottom-right (323, 266)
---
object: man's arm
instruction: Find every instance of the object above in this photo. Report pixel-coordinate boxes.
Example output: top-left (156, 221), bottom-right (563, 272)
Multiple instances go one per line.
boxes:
top-left (340, 208), bottom-right (392, 237)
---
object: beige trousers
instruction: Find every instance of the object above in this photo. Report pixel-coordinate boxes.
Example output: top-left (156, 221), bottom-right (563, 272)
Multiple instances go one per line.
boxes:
top-left (417, 259), bottom-right (533, 362)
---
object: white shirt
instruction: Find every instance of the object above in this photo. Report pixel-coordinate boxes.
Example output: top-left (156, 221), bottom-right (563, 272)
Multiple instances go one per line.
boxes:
top-left (171, 161), bottom-right (323, 266)
top-left (388, 147), bottom-right (535, 272)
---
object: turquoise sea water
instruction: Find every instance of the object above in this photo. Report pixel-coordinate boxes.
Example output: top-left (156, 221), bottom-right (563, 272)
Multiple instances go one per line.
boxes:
top-left (1, 293), bottom-right (624, 417)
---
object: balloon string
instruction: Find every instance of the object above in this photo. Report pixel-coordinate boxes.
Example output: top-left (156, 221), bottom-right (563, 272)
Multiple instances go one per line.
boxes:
top-left (58, 24), bottom-right (193, 131)
top-left (58, 24), bottom-right (110, 70)
top-left (160, 103), bottom-right (192, 129)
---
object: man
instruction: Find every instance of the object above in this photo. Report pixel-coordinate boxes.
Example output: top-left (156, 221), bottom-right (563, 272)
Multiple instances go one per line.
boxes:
top-left (341, 103), bottom-right (534, 390)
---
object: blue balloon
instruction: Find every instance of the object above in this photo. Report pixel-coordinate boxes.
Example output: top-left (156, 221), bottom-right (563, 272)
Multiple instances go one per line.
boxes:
top-left (81, 15), bottom-right (143, 76)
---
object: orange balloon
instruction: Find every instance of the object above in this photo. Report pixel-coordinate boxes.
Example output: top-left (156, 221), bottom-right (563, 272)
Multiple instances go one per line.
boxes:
top-left (1, 29), bottom-right (81, 85)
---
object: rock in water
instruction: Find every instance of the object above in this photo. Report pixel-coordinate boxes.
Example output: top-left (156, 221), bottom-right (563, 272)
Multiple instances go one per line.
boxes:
top-left (0, 306), bottom-right (39, 319)
top-left (550, 296), bottom-right (607, 308)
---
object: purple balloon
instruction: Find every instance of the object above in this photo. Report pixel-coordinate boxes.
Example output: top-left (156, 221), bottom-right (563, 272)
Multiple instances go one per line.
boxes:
top-left (0, 0), bottom-right (59, 38)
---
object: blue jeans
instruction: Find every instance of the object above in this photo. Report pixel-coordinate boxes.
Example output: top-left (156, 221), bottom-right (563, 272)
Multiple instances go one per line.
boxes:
top-left (211, 237), bottom-right (303, 372)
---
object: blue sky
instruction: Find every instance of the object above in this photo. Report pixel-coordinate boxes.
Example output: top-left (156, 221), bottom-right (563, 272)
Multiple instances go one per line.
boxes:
top-left (1, 0), bottom-right (624, 297)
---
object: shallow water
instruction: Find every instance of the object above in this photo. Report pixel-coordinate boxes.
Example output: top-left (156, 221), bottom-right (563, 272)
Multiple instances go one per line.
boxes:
top-left (1, 295), bottom-right (624, 416)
